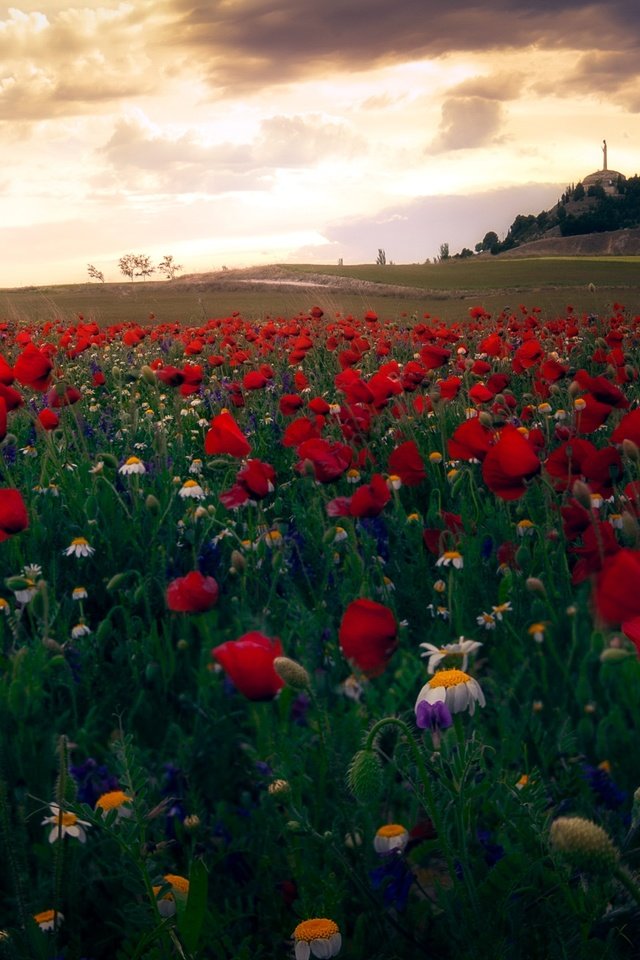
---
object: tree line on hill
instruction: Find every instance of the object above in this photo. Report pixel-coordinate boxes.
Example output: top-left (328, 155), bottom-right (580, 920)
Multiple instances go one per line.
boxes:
top-left (476, 174), bottom-right (640, 256)
top-left (86, 254), bottom-right (183, 283)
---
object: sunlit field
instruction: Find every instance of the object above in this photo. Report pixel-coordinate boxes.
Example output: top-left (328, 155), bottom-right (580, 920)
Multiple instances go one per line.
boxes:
top-left (1, 285), bottom-right (640, 959)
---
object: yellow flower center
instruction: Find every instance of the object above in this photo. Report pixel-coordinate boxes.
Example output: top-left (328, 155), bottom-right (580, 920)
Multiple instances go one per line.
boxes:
top-left (71, 537), bottom-right (88, 547)
top-left (164, 874), bottom-right (189, 896)
top-left (125, 456), bottom-right (141, 465)
top-left (182, 479), bottom-right (199, 488)
top-left (33, 910), bottom-right (56, 924)
top-left (376, 823), bottom-right (407, 838)
top-left (428, 668), bottom-right (471, 689)
top-left (294, 919), bottom-right (339, 942)
top-left (58, 811), bottom-right (78, 827)
top-left (96, 790), bottom-right (132, 811)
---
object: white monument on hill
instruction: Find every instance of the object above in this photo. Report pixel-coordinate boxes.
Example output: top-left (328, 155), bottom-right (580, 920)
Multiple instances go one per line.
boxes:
top-left (581, 140), bottom-right (625, 195)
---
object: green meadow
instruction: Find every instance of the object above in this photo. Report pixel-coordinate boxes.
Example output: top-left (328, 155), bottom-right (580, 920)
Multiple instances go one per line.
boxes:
top-left (2, 256), bottom-right (640, 328)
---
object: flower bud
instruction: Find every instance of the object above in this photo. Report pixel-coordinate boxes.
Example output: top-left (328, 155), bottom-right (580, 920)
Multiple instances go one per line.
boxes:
top-left (273, 656), bottom-right (310, 690)
top-left (550, 816), bottom-right (619, 873)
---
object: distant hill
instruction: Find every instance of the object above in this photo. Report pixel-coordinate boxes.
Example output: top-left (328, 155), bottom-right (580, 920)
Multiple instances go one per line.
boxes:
top-left (492, 226), bottom-right (640, 258)
top-left (476, 173), bottom-right (640, 258)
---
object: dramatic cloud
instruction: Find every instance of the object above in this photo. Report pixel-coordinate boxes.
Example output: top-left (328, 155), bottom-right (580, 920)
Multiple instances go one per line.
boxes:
top-left (2, 1), bottom-right (640, 286)
top-left (163, 0), bottom-right (640, 92)
top-left (428, 98), bottom-right (505, 153)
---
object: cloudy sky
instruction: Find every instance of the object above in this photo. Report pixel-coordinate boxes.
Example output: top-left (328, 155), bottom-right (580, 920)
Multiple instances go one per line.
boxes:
top-left (2, 0), bottom-right (640, 287)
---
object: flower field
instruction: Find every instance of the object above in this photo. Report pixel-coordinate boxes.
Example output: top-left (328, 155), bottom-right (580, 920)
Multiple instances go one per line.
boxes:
top-left (1, 300), bottom-right (640, 958)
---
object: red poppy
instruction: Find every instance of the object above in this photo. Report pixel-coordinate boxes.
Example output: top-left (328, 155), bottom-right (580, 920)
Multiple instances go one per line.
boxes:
top-left (0, 355), bottom-right (14, 385)
top-left (204, 411), bottom-right (251, 457)
top-left (338, 598), bottom-right (398, 677)
top-left (332, 474), bottom-right (390, 518)
top-left (211, 631), bottom-right (285, 700)
top-left (0, 397), bottom-right (5, 441)
top-left (621, 617), bottom-right (640, 655)
top-left (279, 394), bottom-right (304, 416)
top-left (595, 549), bottom-right (640, 625)
top-left (570, 522), bottom-right (620, 585)
top-left (0, 384), bottom-right (23, 411)
top-left (220, 459), bottom-right (276, 508)
top-left (544, 439), bottom-right (597, 490)
top-left (282, 416), bottom-right (322, 448)
top-left (448, 418), bottom-right (494, 461)
top-left (573, 370), bottom-right (628, 408)
top-left (295, 438), bottom-right (352, 482)
top-left (610, 407), bottom-right (640, 447)
top-left (166, 571), bottom-right (220, 613)
top-left (13, 345), bottom-right (53, 392)
top-left (0, 489), bottom-right (29, 542)
top-left (47, 385), bottom-right (81, 408)
top-left (574, 394), bottom-right (613, 434)
top-left (388, 440), bottom-right (426, 486)
top-left (420, 345), bottom-right (451, 370)
top-left (242, 370), bottom-right (267, 390)
top-left (37, 409), bottom-right (59, 431)
top-left (482, 426), bottom-right (540, 500)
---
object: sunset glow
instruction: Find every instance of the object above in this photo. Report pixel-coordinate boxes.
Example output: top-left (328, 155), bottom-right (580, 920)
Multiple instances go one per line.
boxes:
top-left (2, 0), bottom-right (640, 286)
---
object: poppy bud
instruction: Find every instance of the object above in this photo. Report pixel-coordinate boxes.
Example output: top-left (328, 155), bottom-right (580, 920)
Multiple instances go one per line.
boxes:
top-left (273, 656), bottom-right (310, 691)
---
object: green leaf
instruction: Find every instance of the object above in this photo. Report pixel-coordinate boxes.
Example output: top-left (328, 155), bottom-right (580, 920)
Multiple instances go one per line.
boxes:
top-left (178, 859), bottom-right (209, 953)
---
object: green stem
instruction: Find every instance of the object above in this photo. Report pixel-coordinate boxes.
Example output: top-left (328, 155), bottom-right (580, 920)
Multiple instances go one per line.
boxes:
top-left (614, 865), bottom-right (640, 906)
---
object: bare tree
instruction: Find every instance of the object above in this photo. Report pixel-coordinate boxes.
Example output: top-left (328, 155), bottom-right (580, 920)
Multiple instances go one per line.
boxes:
top-left (376, 248), bottom-right (387, 265)
top-left (134, 255), bottom-right (155, 281)
top-left (87, 264), bottom-right (105, 283)
top-left (119, 254), bottom-right (138, 281)
top-left (157, 255), bottom-right (183, 280)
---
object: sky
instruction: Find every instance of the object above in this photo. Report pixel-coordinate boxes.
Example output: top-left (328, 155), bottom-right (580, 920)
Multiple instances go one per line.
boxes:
top-left (2, 0), bottom-right (640, 287)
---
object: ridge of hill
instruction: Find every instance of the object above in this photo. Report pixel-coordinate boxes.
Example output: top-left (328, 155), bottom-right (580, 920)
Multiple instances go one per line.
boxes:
top-left (492, 226), bottom-right (640, 258)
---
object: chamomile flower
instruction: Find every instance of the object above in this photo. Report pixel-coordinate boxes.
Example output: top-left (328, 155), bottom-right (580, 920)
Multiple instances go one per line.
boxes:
top-left (189, 458), bottom-right (203, 475)
top-left (33, 909), bottom-right (63, 932)
top-left (119, 456), bottom-right (146, 476)
top-left (516, 519), bottom-right (535, 536)
top-left (420, 638), bottom-right (482, 674)
top-left (71, 621), bottom-right (91, 639)
top-left (95, 790), bottom-right (133, 820)
top-left (492, 601), bottom-right (512, 620)
top-left (72, 586), bottom-right (88, 600)
top-left (292, 919), bottom-right (342, 960)
top-left (415, 668), bottom-right (486, 717)
top-left (476, 612), bottom-right (497, 630)
top-left (374, 823), bottom-right (409, 855)
top-left (64, 537), bottom-right (95, 558)
top-left (436, 550), bottom-right (463, 569)
top-left (153, 874), bottom-right (189, 918)
top-left (528, 622), bottom-right (546, 643)
top-left (179, 479), bottom-right (205, 499)
top-left (42, 803), bottom-right (90, 843)
top-left (0, 598), bottom-right (9, 616)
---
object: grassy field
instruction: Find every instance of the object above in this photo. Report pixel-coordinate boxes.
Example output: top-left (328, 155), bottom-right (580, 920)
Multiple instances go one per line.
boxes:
top-left (2, 256), bottom-right (640, 327)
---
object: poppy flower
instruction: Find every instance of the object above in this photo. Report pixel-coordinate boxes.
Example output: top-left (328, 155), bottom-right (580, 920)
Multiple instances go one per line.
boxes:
top-left (166, 571), bottom-right (219, 613)
top-left (610, 408), bottom-right (640, 447)
top-left (13, 345), bottom-right (53, 391)
top-left (219, 459), bottom-right (276, 508)
top-left (204, 411), bottom-right (251, 457)
top-left (279, 394), bottom-right (305, 416)
top-left (544, 439), bottom-right (597, 490)
top-left (570, 522), bottom-right (620, 585)
top-left (338, 598), bottom-right (398, 677)
top-left (211, 631), bottom-right (285, 700)
top-left (574, 394), bottom-right (613, 434)
top-left (0, 488), bottom-right (29, 541)
top-left (388, 441), bottom-right (426, 486)
top-left (0, 355), bottom-right (14, 385)
top-left (295, 438), bottom-right (352, 482)
top-left (482, 426), bottom-right (540, 501)
top-left (448, 418), bottom-right (494, 461)
top-left (37, 409), bottom-right (59, 431)
top-left (282, 416), bottom-right (322, 448)
top-left (331, 474), bottom-right (391, 518)
top-left (595, 549), bottom-right (640, 625)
